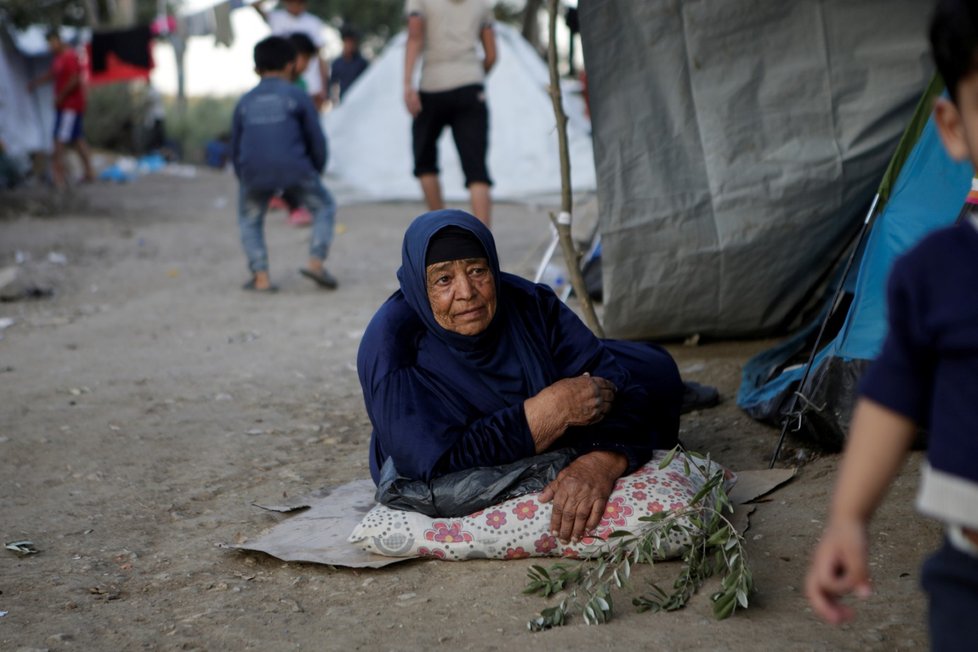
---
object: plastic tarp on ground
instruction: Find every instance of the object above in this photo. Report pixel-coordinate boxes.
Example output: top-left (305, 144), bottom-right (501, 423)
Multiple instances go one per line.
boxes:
top-left (579, 0), bottom-right (936, 339)
top-left (737, 106), bottom-right (972, 447)
top-left (323, 22), bottom-right (595, 202)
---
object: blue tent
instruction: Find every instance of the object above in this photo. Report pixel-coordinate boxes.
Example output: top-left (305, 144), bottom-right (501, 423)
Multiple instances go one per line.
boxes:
top-left (737, 97), bottom-right (973, 449)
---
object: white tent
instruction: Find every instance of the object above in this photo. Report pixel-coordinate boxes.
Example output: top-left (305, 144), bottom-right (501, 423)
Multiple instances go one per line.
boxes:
top-left (323, 22), bottom-right (595, 202)
top-left (0, 27), bottom-right (56, 164)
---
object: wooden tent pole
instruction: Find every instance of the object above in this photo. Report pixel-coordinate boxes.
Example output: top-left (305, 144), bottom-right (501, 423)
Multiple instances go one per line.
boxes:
top-left (546, 0), bottom-right (604, 337)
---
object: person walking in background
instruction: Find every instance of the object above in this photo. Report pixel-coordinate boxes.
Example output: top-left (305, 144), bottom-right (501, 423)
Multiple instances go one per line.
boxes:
top-left (403, 0), bottom-right (496, 227)
top-left (329, 26), bottom-right (368, 103)
top-left (287, 32), bottom-right (318, 95)
top-left (27, 28), bottom-right (95, 190)
top-left (143, 84), bottom-right (169, 155)
top-left (255, 0), bottom-right (330, 111)
top-left (231, 36), bottom-right (338, 293)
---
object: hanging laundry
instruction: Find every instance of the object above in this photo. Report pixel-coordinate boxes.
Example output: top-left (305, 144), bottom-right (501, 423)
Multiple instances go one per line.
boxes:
top-left (178, 9), bottom-right (215, 38)
top-left (88, 25), bottom-right (153, 85)
top-left (151, 15), bottom-right (177, 37)
top-left (213, 1), bottom-right (235, 48)
top-left (91, 26), bottom-right (152, 71)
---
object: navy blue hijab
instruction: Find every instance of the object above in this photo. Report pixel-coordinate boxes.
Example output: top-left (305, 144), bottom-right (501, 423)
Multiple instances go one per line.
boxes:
top-left (395, 209), bottom-right (557, 404)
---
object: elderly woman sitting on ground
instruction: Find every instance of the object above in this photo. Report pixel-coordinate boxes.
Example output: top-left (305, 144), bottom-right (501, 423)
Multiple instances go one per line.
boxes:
top-left (357, 210), bottom-right (686, 544)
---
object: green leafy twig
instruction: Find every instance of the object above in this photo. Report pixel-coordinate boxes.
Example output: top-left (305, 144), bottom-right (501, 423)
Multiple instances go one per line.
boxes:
top-left (525, 447), bottom-right (753, 630)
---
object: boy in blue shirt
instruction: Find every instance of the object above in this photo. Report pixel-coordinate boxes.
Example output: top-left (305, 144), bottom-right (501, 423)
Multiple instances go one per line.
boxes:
top-left (806, 1), bottom-right (978, 648)
top-left (232, 36), bottom-right (337, 292)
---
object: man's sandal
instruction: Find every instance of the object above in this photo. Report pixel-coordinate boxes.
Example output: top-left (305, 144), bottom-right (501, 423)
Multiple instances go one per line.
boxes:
top-left (299, 268), bottom-right (338, 289)
top-left (242, 278), bottom-right (279, 293)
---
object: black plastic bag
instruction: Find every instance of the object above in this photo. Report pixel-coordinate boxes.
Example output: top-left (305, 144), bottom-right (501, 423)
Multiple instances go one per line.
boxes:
top-left (375, 448), bottom-right (578, 517)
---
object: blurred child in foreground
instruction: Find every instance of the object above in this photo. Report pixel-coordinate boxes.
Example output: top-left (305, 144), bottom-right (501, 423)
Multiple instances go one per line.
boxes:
top-left (806, 2), bottom-right (978, 649)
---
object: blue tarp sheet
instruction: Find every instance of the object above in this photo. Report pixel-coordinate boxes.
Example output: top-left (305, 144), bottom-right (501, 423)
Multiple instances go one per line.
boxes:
top-left (738, 113), bottom-right (973, 420)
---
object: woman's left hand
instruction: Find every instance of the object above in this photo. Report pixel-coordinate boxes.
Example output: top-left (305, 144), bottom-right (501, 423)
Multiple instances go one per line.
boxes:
top-left (538, 450), bottom-right (628, 544)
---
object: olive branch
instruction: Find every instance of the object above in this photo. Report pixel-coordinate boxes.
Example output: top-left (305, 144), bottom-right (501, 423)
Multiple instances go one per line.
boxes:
top-left (525, 446), bottom-right (753, 630)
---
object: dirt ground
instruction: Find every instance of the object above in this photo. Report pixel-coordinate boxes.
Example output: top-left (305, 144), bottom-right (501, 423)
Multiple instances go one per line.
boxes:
top-left (0, 169), bottom-right (940, 651)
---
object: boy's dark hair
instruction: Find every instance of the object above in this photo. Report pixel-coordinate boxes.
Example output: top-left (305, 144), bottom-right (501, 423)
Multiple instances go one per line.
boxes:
top-left (288, 32), bottom-right (318, 56)
top-left (254, 36), bottom-right (296, 72)
top-left (45, 27), bottom-right (61, 41)
top-left (930, 0), bottom-right (978, 102)
top-left (340, 26), bottom-right (360, 42)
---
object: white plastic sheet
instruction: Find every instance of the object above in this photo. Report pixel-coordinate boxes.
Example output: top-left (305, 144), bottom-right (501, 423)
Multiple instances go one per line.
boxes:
top-left (0, 36), bottom-right (53, 160)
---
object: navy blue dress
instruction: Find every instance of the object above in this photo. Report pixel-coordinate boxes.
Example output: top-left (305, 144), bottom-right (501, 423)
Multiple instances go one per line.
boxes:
top-left (357, 210), bottom-right (682, 484)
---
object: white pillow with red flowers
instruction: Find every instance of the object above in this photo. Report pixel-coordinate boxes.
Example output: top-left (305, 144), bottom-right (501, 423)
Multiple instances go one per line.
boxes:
top-left (348, 450), bottom-right (733, 561)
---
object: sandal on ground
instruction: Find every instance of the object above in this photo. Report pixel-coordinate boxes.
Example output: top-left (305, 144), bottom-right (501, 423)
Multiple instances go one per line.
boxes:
top-left (242, 278), bottom-right (279, 293)
top-left (288, 207), bottom-right (313, 227)
top-left (299, 267), bottom-right (338, 289)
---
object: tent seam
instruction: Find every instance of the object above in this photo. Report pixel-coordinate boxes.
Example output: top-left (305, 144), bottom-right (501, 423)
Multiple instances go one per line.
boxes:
top-left (678, 2), bottom-right (722, 334)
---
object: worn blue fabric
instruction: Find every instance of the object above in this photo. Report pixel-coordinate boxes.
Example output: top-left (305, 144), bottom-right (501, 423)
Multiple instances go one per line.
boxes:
top-left (231, 76), bottom-right (327, 192)
top-left (358, 209), bottom-right (682, 484)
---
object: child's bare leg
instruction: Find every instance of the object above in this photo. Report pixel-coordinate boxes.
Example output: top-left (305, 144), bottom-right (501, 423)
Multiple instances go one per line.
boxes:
top-left (74, 139), bottom-right (95, 182)
top-left (51, 142), bottom-right (67, 189)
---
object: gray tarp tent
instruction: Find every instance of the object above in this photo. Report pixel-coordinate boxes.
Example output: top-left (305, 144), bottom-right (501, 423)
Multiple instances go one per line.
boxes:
top-left (579, 1), bottom-right (935, 339)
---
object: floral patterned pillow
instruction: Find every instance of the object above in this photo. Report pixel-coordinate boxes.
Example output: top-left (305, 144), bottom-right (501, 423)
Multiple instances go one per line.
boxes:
top-left (348, 450), bottom-right (733, 561)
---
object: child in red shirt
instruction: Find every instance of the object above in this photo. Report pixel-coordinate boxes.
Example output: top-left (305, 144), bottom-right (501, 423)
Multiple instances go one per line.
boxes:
top-left (28, 29), bottom-right (95, 189)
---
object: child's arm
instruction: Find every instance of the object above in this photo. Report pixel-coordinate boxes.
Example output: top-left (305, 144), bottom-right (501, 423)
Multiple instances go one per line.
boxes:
top-left (230, 103), bottom-right (243, 179)
top-left (805, 398), bottom-right (915, 624)
top-left (318, 54), bottom-right (329, 104)
top-left (55, 70), bottom-right (81, 106)
top-left (27, 69), bottom-right (54, 91)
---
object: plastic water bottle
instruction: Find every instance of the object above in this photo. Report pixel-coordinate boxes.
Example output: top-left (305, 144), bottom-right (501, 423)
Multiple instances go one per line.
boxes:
top-left (540, 261), bottom-right (568, 294)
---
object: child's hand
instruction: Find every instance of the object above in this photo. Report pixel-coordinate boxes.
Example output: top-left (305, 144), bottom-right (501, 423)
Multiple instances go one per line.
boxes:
top-left (805, 519), bottom-right (873, 624)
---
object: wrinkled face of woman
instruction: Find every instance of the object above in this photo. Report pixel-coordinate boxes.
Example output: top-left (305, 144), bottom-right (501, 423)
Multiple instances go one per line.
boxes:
top-left (426, 258), bottom-right (497, 336)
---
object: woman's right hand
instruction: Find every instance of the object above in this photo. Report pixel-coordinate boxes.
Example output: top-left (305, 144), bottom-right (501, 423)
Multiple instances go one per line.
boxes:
top-left (524, 374), bottom-right (616, 452)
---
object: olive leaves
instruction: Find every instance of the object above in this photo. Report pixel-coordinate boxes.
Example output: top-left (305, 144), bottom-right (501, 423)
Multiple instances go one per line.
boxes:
top-left (525, 447), bottom-right (753, 630)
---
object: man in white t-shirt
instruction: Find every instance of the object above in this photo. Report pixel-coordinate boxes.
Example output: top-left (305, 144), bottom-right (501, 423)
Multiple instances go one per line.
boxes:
top-left (403, 0), bottom-right (496, 226)
top-left (256, 0), bottom-right (330, 110)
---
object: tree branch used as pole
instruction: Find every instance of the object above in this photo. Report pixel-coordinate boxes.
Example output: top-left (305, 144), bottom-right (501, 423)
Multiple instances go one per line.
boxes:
top-left (169, 33), bottom-right (188, 115)
top-left (546, 0), bottom-right (604, 337)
